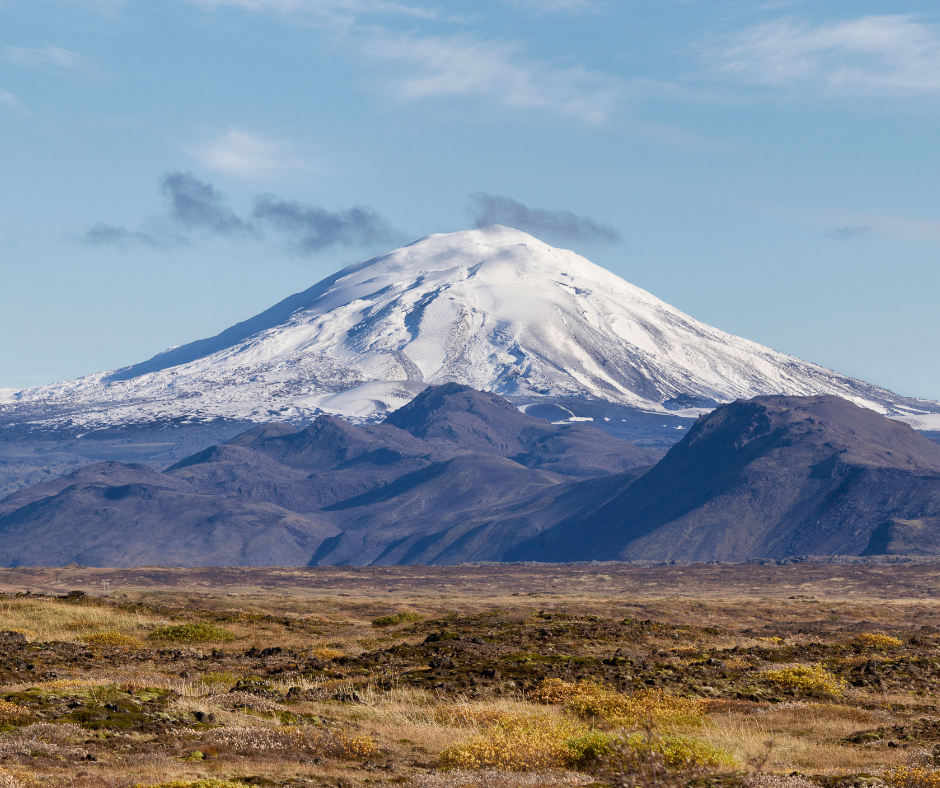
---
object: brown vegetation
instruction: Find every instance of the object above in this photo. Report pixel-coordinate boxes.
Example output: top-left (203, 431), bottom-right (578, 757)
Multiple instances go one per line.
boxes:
top-left (0, 564), bottom-right (935, 787)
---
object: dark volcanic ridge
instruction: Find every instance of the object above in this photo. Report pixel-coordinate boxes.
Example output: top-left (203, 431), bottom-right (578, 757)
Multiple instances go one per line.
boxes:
top-left (2, 386), bottom-right (940, 568)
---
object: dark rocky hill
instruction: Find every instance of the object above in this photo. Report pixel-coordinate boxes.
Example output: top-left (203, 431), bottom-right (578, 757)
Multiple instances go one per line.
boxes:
top-left (510, 396), bottom-right (940, 563)
top-left (4, 390), bottom-right (940, 567)
top-left (0, 385), bottom-right (661, 567)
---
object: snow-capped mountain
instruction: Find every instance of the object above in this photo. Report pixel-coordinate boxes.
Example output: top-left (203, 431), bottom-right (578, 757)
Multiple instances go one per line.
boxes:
top-left (6, 225), bottom-right (940, 430)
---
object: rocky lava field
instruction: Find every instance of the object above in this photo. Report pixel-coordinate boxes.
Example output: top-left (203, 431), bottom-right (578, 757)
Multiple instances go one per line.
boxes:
top-left (0, 564), bottom-right (936, 787)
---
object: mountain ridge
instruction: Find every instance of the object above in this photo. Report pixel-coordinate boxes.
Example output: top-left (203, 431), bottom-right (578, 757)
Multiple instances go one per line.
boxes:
top-left (3, 387), bottom-right (940, 567)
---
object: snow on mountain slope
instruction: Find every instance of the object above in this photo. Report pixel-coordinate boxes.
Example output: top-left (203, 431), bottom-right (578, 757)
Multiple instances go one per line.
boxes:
top-left (6, 225), bottom-right (939, 429)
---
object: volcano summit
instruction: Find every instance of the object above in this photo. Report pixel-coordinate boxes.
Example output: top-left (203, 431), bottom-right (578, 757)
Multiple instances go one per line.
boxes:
top-left (4, 225), bottom-right (939, 432)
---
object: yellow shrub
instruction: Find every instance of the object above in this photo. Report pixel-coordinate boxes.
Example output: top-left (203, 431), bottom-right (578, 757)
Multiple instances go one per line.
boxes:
top-left (625, 732), bottom-right (737, 769)
top-left (886, 767), bottom-right (940, 788)
top-left (533, 679), bottom-right (703, 727)
top-left (0, 700), bottom-right (28, 722)
top-left (79, 631), bottom-right (144, 649)
top-left (330, 731), bottom-right (379, 759)
top-left (440, 714), bottom-right (617, 770)
top-left (761, 664), bottom-right (846, 697)
top-left (0, 770), bottom-right (24, 788)
top-left (854, 633), bottom-right (903, 649)
top-left (532, 677), bottom-right (584, 704)
top-left (311, 646), bottom-right (344, 660)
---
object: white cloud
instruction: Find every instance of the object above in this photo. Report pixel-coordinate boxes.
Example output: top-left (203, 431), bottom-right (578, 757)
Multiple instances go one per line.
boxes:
top-left (190, 0), bottom-right (438, 19)
top-left (4, 45), bottom-right (89, 69)
top-left (189, 0), bottom-right (620, 121)
top-left (366, 31), bottom-right (621, 122)
top-left (0, 89), bottom-right (23, 112)
top-left (188, 129), bottom-right (303, 178)
top-left (859, 214), bottom-right (940, 244)
top-left (709, 15), bottom-right (940, 97)
top-left (502, 0), bottom-right (598, 12)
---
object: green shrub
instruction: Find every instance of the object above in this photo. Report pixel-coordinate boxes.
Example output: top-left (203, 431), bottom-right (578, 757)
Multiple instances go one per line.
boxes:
top-left (371, 611), bottom-right (423, 627)
top-left (80, 631), bottom-right (144, 649)
top-left (564, 729), bottom-right (620, 765)
top-left (149, 623), bottom-right (234, 643)
top-left (625, 732), bottom-right (736, 769)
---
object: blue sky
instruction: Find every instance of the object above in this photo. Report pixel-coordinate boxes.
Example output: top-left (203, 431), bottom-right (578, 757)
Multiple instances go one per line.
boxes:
top-left (2, 0), bottom-right (940, 399)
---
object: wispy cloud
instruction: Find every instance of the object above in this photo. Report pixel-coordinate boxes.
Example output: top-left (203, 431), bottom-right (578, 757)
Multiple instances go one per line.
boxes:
top-left (80, 224), bottom-right (175, 249)
top-left (468, 193), bottom-right (621, 244)
top-left (188, 129), bottom-right (302, 178)
top-left (861, 214), bottom-right (940, 244)
top-left (367, 30), bottom-right (621, 122)
top-left (823, 223), bottom-right (872, 240)
top-left (709, 15), bottom-right (940, 97)
top-left (4, 45), bottom-right (89, 69)
top-left (502, 0), bottom-right (598, 12)
top-left (79, 172), bottom-right (402, 254)
top-left (189, 0), bottom-right (438, 20)
top-left (187, 0), bottom-right (620, 121)
top-left (805, 208), bottom-right (940, 244)
top-left (0, 89), bottom-right (23, 112)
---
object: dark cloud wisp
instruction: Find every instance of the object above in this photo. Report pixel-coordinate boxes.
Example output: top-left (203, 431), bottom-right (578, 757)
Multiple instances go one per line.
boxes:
top-left (161, 172), bottom-right (254, 236)
top-left (80, 223), bottom-right (169, 249)
top-left (253, 196), bottom-right (404, 254)
top-left (468, 192), bottom-right (621, 245)
top-left (78, 172), bottom-right (402, 255)
top-left (823, 224), bottom-right (872, 240)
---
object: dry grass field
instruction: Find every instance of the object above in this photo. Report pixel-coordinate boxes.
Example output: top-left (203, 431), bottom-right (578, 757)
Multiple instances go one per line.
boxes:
top-left (0, 563), bottom-right (937, 787)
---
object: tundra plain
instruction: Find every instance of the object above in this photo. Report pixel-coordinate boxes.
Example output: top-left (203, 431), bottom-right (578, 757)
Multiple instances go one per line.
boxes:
top-left (0, 563), bottom-right (937, 788)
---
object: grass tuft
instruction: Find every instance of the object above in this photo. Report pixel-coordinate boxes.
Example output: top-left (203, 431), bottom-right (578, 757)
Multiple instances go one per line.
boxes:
top-left (133, 781), bottom-right (247, 788)
top-left (206, 725), bottom-right (377, 760)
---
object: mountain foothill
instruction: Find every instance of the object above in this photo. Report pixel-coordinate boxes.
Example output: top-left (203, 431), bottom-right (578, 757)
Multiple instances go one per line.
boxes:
top-left (2, 384), bottom-right (940, 567)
